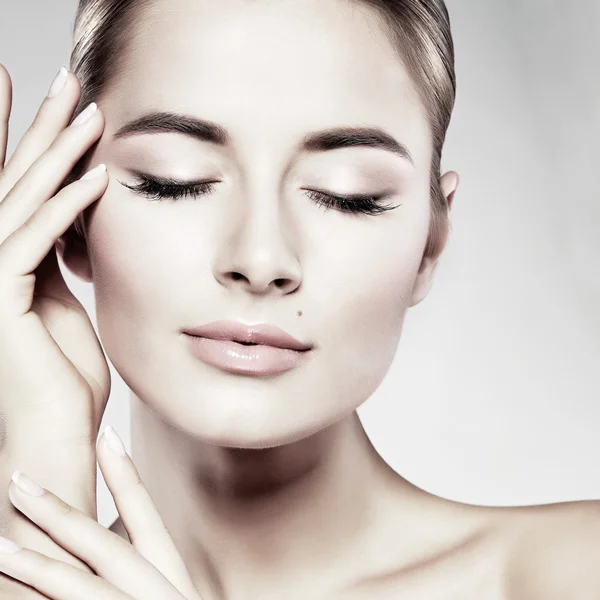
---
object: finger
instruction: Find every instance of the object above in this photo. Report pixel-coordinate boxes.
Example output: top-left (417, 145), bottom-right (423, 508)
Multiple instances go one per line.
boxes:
top-left (0, 165), bottom-right (108, 319)
top-left (6, 472), bottom-right (188, 600)
top-left (0, 63), bottom-right (12, 171)
top-left (0, 100), bottom-right (103, 244)
top-left (0, 67), bottom-right (81, 198)
top-left (97, 427), bottom-right (200, 599)
top-left (0, 545), bottom-right (135, 600)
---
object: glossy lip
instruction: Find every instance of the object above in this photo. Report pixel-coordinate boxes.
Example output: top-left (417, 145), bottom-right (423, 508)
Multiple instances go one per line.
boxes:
top-left (183, 336), bottom-right (311, 375)
top-left (181, 320), bottom-right (314, 351)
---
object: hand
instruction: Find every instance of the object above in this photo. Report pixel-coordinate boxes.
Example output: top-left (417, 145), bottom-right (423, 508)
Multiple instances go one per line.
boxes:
top-left (0, 426), bottom-right (202, 600)
top-left (0, 63), bottom-right (110, 452)
top-left (0, 61), bottom-right (110, 551)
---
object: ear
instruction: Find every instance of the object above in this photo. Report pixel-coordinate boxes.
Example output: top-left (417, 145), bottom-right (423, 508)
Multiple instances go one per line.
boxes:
top-left (408, 170), bottom-right (459, 307)
top-left (56, 224), bottom-right (94, 283)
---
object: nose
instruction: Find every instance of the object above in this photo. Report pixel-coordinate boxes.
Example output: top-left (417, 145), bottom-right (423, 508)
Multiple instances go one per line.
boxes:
top-left (212, 193), bottom-right (302, 296)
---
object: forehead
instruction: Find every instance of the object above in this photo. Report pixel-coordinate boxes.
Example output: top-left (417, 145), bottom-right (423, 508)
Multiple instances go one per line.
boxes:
top-left (103, 0), bottom-right (429, 161)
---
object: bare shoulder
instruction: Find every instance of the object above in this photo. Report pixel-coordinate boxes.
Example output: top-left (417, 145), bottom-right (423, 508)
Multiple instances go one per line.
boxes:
top-left (503, 499), bottom-right (600, 600)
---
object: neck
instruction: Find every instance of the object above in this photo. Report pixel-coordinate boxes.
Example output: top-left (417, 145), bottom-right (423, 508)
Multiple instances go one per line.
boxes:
top-left (129, 392), bottom-right (446, 599)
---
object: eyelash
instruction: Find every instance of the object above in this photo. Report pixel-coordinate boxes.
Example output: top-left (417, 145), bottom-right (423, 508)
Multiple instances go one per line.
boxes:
top-left (119, 175), bottom-right (399, 216)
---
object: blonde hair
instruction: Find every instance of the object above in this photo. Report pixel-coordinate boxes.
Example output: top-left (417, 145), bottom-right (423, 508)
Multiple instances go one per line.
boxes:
top-left (69, 0), bottom-right (456, 259)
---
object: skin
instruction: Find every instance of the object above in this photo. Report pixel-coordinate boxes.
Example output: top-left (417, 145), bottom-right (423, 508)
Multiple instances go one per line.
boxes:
top-left (54, 0), bottom-right (599, 598)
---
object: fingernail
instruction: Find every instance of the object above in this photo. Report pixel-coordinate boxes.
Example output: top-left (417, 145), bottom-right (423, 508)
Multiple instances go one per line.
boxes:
top-left (0, 535), bottom-right (20, 554)
top-left (71, 102), bottom-right (97, 127)
top-left (47, 66), bottom-right (68, 99)
top-left (103, 425), bottom-right (127, 457)
top-left (11, 470), bottom-right (45, 497)
top-left (80, 163), bottom-right (107, 181)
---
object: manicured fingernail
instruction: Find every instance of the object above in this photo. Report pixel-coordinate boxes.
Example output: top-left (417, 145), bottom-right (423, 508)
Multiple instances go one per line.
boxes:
top-left (47, 66), bottom-right (68, 99)
top-left (71, 102), bottom-right (97, 127)
top-left (0, 535), bottom-right (20, 554)
top-left (103, 425), bottom-right (127, 457)
top-left (80, 163), bottom-right (107, 180)
top-left (11, 471), bottom-right (45, 497)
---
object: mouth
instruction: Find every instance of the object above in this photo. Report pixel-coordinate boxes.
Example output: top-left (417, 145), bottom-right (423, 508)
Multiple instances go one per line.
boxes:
top-left (181, 320), bottom-right (314, 375)
top-left (183, 334), bottom-right (312, 375)
top-left (182, 320), bottom-right (314, 352)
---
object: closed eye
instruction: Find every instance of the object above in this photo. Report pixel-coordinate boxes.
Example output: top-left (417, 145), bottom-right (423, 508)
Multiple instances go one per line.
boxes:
top-left (118, 175), bottom-right (218, 202)
top-left (118, 174), bottom-right (400, 215)
top-left (301, 189), bottom-right (399, 215)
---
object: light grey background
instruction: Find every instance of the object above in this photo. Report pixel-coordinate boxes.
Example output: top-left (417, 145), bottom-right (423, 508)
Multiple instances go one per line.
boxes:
top-left (1, 1), bottom-right (598, 527)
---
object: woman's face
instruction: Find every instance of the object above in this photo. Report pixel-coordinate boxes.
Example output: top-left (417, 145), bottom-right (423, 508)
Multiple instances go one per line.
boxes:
top-left (68, 0), bottom-right (454, 448)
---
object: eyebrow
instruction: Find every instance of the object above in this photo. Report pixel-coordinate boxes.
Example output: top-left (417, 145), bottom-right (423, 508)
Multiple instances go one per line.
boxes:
top-left (113, 111), bottom-right (415, 165)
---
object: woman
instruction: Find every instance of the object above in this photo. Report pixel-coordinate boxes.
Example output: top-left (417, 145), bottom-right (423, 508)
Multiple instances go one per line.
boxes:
top-left (0, 0), bottom-right (597, 598)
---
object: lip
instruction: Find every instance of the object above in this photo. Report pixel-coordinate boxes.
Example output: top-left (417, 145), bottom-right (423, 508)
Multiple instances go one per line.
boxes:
top-left (181, 321), bottom-right (314, 351)
top-left (181, 321), bottom-right (314, 375)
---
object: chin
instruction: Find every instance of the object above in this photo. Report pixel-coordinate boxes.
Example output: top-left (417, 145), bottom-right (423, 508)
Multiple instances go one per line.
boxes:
top-left (124, 333), bottom-right (389, 450)
top-left (139, 379), bottom-right (360, 450)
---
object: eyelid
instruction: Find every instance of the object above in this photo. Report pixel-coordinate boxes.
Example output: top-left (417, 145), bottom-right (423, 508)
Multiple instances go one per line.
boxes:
top-left (130, 171), bottom-right (218, 186)
top-left (301, 186), bottom-right (384, 200)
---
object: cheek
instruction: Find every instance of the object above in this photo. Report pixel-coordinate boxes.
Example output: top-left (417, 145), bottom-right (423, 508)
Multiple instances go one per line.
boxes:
top-left (88, 190), bottom-right (209, 311)
top-left (85, 198), bottom-right (207, 379)
top-left (343, 255), bottom-right (417, 389)
top-left (325, 244), bottom-right (423, 385)
top-left (307, 200), bottom-right (430, 398)
top-left (89, 218), bottom-right (172, 316)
